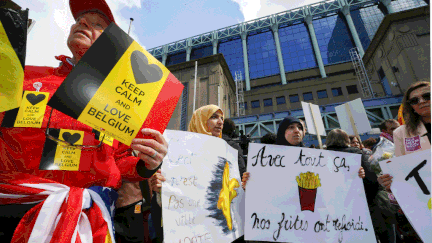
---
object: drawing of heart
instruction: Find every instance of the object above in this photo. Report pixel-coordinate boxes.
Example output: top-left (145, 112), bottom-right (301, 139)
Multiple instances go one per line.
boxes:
top-left (130, 50), bottom-right (163, 85)
top-left (62, 132), bottom-right (81, 145)
top-left (26, 93), bottom-right (46, 106)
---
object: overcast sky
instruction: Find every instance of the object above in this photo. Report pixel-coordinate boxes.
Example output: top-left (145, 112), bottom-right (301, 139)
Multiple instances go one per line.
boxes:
top-left (14, 0), bottom-right (323, 67)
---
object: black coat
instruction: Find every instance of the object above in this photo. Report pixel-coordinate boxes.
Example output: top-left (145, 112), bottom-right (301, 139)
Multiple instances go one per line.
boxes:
top-left (326, 145), bottom-right (379, 206)
top-left (222, 134), bottom-right (246, 176)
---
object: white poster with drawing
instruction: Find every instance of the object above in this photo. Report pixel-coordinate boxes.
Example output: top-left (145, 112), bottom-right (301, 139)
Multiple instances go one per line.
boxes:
top-left (379, 149), bottom-right (432, 242)
top-left (244, 143), bottom-right (376, 243)
top-left (161, 130), bottom-right (245, 243)
top-left (335, 98), bottom-right (372, 135)
top-left (301, 101), bottom-right (326, 136)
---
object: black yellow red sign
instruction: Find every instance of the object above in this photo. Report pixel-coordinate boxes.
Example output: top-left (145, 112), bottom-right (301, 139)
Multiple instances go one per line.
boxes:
top-left (48, 23), bottom-right (183, 145)
top-left (0, 7), bottom-right (28, 112)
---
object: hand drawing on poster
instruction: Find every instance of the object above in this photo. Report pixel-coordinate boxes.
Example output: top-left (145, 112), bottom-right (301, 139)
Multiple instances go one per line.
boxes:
top-left (161, 130), bottom-right (244, 243)
top-left (245, 143), bottom-right (376, 243)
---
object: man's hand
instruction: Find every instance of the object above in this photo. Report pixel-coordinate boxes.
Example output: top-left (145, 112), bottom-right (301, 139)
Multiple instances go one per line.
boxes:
top-left (131, 129), bottom-right (168, 171)
top-left (378, 174), bottom-right (393, 192)
top-left (149, 169), bottom-right (166, 193)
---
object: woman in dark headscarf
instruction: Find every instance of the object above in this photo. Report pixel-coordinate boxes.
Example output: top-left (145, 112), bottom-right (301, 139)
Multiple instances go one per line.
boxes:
top-left (242, 116), bottom-right (306, 189)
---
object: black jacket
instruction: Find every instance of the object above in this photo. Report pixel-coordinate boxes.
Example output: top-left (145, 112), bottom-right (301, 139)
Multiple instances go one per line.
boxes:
top-left (222, 134), bottom-right (246, 176)
top-left (326, 145), bottom-right (379, 206)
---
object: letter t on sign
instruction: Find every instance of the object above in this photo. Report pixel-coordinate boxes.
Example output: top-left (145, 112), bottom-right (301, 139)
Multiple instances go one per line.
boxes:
top-left (405, 160), bottom-right (430, 195)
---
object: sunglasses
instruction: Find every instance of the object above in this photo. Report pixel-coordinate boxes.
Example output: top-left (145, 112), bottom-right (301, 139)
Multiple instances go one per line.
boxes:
top-left (408, 92), bottom-right (430, 106)
top-left (45, 109), bottom-right (105, 150)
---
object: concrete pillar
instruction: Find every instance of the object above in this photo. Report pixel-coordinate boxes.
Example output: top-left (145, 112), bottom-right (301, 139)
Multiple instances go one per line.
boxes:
top-left (271, 21), bottom-right (287, 85)
top-left (186, 47), bottom-right (192, 61)
top-left (341, 4), bottom-right (365, 57)
top-left (162, 54), bottom-right (167, 66)
top-left (380, 0), bottom-right (395, 14)
top-left (304, 13), bottom-right (327, 78)
top-left (186, 38), bottom-right (192, 61)
top-left (212, 31), bottom-right (218, 55)
top-left (162, 45), bottom-right (168, 66)
top-left (240, 30), bottom-right (251, 91)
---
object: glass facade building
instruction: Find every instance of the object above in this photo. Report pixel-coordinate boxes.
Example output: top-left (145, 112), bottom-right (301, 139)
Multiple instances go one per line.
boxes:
top-left (149, 0), bottom-right (427, 88)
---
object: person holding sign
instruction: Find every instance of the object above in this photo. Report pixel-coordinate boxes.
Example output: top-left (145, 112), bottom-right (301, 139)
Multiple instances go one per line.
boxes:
top-left (379, 81), bottom-right (431, 189)
top-left (325, 129), bottom-right (401, 243)
top-left (242, 116), bottom-right (306, 189)
top-left (0, 1), bottom-right (168, 242)
top-left (378, 81), bottom-right (430, 242)
top-left (149, 104), bottom-right (225, 243)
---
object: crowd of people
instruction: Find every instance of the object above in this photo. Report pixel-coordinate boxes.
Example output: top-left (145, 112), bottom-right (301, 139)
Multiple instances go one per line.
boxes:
top-left (1, 0), bottom-right (430, 242)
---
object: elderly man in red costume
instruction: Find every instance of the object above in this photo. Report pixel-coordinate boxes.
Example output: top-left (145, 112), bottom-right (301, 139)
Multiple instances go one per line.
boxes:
top-left (0, 0), bottom-right (168, 242)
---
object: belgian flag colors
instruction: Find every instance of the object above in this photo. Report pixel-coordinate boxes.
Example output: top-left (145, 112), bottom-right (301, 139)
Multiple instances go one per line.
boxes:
top-left (48, 23), bottom-right (184, 145)
top-left (0, 6), bottom-right (28, 112)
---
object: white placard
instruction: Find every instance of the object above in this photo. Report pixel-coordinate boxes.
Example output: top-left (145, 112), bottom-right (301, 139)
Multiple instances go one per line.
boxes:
top-left (301, 101), bottom-right (326, 136)
top-left (161, 130), bottom-right (245, 243)
top-left (379, 149), bottom-right (432, 242)
top-left (335, 98), bottom-right (372, 135)
top-left (245, 143), bottom-right (376, 243)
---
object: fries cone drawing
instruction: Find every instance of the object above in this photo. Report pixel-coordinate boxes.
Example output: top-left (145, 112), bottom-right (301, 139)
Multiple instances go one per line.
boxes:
top-left (296, 172), bottom-right (321, 212)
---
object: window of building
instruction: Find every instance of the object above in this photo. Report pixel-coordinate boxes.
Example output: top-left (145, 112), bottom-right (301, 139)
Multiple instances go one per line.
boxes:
top-left (332, 87), bottom-right (343, 97)
top-left (346, 85), bottom-right (359, 94)
top-left (303, 92), bottom-right (314, 101)
top-left (317, 90), bottom-right (328, 99)
top-left (279, 23), bottom-right (317, 73)
top-left (243, 102), bottom-right (248, 110)
top-left (313, 15), bottom-right (355, 65)
top-left (276, 96), bottom-right (286, 105)
top-left (247, 31), bottom-right (280, 79)
top-left (251, 100), bottom-right (260, 108)
top-left (218, 38), bottom-right (245, 80)
top-left (377, 68), bottom-right (392, 96)
top-left (263, 98), bottom-right (273, 107)
top-left (289, 94), bottom-right (299, 103)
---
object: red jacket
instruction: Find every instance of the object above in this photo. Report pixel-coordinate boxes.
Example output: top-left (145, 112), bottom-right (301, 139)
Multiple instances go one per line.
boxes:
top-left (0, 56), bottom-right (151, 190)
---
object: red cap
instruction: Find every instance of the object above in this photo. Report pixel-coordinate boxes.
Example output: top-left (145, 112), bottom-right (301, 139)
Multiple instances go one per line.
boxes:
top-left (70, 0), bottom-right (115, 24)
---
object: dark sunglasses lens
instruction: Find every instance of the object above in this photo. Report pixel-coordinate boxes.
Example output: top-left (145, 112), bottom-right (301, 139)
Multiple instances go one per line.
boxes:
top-left (422, 92), bottom-right (430, 100)
top-left (409, 97), bottom-right (420, 105)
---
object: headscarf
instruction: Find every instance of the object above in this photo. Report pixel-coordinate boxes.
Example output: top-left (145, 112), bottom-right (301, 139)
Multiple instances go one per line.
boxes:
top-left (188, 104), bottom-right (223, 138)
top-left (276, 116), bottom-right (305, 147)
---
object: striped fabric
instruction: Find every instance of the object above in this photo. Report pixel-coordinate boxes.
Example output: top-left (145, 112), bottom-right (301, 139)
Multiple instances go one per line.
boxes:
top-left (0, 172), bottom-right (117, 243)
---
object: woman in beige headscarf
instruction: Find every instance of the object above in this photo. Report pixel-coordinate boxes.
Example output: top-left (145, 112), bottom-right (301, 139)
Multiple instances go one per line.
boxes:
top-left (188, 104), bottom-right (224, 138)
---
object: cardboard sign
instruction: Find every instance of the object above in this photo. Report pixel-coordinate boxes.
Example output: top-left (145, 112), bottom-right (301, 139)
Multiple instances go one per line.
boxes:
top-left (379, 150), bottom-right (432, 242)
top-left (161, 130), bottom-right (245, 243)
top-left (0, 9), bottom-right (27, 112)
top-left (39, 129), bottom-right (86, 171)
top-left (13, 91), bottom-right (49, 128)
top-left (301, 101), bottom-right (326, 136)
top-left (48, 23), bottom-right (183, 146)
top-left (245, 143), bottom-right (376, 242)
top-left (335, 98), bottom-right (372, 135)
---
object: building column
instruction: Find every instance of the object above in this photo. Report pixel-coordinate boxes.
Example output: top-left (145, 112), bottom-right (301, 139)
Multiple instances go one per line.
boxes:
top-left (380, 0), bottom-right (395, 14)
top-left (270, 20), bottom-right (287, 85)
top-left (212, 31), bottom-right (218, 55)
top-left (186, 39), bottom-right (192, 61)
top-left (341, 4), bottom-right (365, 57)
top-left (304, 13), bottom-right (327, 78)
top-left (241, 29), bottom-right (251, 91)
top-left (161, 45), bottom-right (168, 66)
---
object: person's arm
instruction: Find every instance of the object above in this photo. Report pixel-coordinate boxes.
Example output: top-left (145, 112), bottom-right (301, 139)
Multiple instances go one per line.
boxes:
top-left (231, 142), bottom-right (246, 177)
top-left (114, 129), bottom-right (168, 181)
